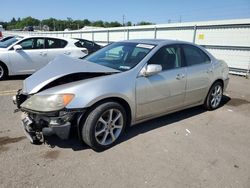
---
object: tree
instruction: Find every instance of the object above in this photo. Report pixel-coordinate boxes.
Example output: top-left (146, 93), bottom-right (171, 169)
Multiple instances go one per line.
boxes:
top-left (126, 21), bottom-right (132, 26)
top-left (83, 19), bottom-right (91, 26)
top-left (3, 16), bottom-right (155, 30)
top-left (21, 16), bottom-right (40, 27)
top-left (92, 20), bottom-right (104, 27)
top-left (105, 21), bottom-right (122, 27)
top-left (10, 17), bottom-right (17, 24)
top-left (136, 21), bottom-right (154, 26)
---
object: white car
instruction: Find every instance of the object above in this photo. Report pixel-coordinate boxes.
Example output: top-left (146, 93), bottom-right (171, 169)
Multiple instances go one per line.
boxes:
top-left (0, 36), bottom-right (88, 80)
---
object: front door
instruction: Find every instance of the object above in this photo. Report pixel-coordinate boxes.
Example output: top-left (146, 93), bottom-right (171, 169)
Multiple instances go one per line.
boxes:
top-left (136, 45), bottom-right (187, 120)
top-left (9, 38), bottom-right (48, 74)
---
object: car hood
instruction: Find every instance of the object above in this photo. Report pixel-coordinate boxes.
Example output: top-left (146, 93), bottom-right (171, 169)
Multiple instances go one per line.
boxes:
top-left (23, 55), bottom-right (120, 94)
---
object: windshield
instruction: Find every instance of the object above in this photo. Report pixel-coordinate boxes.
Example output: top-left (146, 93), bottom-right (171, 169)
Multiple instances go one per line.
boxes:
top-left (85, 42), bottom-right (155, 71)
top-left (0, 38), bottom-right (19, 48)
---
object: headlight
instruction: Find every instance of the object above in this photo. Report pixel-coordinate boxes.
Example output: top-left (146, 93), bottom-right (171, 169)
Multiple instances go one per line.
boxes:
top-left (21, 94), bottom-right (75, 112)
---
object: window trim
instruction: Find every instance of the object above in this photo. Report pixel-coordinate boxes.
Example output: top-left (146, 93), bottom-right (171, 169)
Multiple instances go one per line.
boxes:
top-left (45, 37), bottom-right (68, 49)
top-left (9, 37), bottom-right (46, 51)
top-left (181, 44), bottom-right (211, 67)
top-left (147, 44), bottom-right (185, 72)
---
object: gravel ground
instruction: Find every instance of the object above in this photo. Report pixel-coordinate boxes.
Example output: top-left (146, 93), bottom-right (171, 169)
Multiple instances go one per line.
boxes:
top-left (0, 75), bottom-right (249, 188)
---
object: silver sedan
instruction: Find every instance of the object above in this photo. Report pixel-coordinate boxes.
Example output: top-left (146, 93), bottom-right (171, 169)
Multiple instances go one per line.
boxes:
top-left (14, 39), bottom-right (229, 151)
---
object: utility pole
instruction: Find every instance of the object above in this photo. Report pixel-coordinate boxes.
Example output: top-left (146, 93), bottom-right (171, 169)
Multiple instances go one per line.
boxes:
top-left (123, 15), bottom-right (126, 39)
top-left (179, 15), bottom-right (182, 23)
top-left (53, 20), bottom-right (56, 31)
top-left (123, 15), bottom-right (125, 26)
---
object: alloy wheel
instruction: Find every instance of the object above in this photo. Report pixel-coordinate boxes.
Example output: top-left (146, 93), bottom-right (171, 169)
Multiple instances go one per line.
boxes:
top-left (210, 85), bottom-right (223, 108)
top-left (95, 109), bottom-right (124, 146)
top-left (0, 65), bottom-right (4, 79)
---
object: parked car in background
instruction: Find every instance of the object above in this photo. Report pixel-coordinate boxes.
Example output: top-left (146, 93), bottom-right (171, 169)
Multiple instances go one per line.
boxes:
top-left (0, 25), bottom-right (3, 39)
top-left (23, 26), bottom-right (34, 31)
top-left (0, 36), bottom-right (23, 48)
top-left (13, 39), bottom-right (229, 151)
top-left (0, 36), bottom-right (88, 79)
top-left (74, 38), bottom-right (102, 54)
top-left (0, 35), bottom-right (22, 42)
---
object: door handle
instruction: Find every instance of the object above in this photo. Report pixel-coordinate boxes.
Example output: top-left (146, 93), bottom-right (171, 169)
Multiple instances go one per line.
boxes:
top-left (39, 52), bottom-right (47, 56)
top-left (64, 51), bottom-right (71, 55)
top-left (176, 74), bottom-right (185, 80)
top-left (206, 68), bottom-right (213, 73)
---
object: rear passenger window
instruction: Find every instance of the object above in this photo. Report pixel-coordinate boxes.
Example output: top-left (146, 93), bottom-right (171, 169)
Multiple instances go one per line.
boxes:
top-left (182, 44), bottom-right (210, 66)
top-left (46, 38), bottom-right (67, 49)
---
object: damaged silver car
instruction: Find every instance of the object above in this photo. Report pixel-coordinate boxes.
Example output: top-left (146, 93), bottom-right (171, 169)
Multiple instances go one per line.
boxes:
top-left (13, 39), bottom-right (229, 151)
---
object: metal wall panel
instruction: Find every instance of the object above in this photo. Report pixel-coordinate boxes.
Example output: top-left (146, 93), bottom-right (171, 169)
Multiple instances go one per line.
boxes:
top-left (196, 27), bottom-right (250, 46)
top-left (129, 30), bottom-right (155, 39)
top-left (157, 29), bottom-right (194, 42)
top-left (207, 48), bottom-right (250, 70)
top-left (109, 31), bottom-right (127, 42)
top-left (3, 19), bottom-right (250, 75)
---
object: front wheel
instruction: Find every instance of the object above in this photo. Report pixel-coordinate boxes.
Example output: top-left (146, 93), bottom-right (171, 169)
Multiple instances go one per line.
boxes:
top-left (81, 101), bottom-right (127, 151)
top-left (204, 82), bottom-right (223, 110)
top-left (0, 63), bottom-right (8, 80)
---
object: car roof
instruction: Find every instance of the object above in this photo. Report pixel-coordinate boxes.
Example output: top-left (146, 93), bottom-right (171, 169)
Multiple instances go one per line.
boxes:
top-left (122, 39), bottom-right (193, 46)
top-left (21, 36), bottom-right (78, 42)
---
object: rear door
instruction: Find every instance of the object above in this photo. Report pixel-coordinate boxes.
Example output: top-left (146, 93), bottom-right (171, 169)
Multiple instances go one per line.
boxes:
top-left (45, 38), bottom-right (69, 61)
top-left (182, 44), bottom-right (213, 106)
top-left (8, 37), bottom-right (48, 74)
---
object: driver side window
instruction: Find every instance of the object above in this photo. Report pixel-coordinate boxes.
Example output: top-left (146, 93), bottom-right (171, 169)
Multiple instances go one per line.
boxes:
top-left (18, 38), bottom-right (45, 50)
top-left (148, 45), bottom-right (182, 71)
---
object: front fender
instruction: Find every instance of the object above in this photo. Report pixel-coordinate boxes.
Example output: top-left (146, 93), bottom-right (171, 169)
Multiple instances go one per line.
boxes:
top-left (0, 53), bottom-right (12, 75)
top-left (37, 72), bottom-right (137, 120)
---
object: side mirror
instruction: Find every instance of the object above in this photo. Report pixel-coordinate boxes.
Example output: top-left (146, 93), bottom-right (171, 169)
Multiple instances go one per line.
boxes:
top-left (13, 45), bottom-right (23, 51)
top-left (142, 64), bottom-right (162, 76)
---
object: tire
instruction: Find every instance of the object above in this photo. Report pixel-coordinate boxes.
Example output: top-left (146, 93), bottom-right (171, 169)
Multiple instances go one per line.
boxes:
top-left (81, 101), bottom-right (127, 151)
top-left (0, 63), bottom-right (8, 80)
top-left (204, 82), bottom-right (223, 110)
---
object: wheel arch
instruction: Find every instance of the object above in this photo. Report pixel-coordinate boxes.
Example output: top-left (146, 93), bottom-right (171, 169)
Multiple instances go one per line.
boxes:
top-left (86, 97), bottom-right (132, 127)
top-left (203, 78), bottom-right (224, 110)
top-left (76, 96), bottom-right (133, 141)
top-left (211, 78), bottom-right (224, 90)
top-left (206, 79), bottom-right (224, 99)
top-left (0, 60), bottom-right (9, 77)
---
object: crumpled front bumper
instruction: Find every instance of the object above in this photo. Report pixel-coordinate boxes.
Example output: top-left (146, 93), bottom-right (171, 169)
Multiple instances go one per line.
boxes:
top-left (21, 112), bottom-right (72, 143)
top-left (20, 111), bottom-right (74, 144)
top-left (13, 90), bottom-right (79, 143)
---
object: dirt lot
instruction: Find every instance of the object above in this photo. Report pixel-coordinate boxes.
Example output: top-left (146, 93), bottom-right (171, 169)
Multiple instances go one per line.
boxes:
top-left (0, 75), bottom-right (250, 188)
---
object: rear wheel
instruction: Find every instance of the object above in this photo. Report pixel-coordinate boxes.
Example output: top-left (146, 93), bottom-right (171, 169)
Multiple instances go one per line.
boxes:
top-left (81, 101), bottom-right (127, 151)
top-left (0, 63), bottom-right (8, 80)
top-left (204, 82), bottom-right (223, 110)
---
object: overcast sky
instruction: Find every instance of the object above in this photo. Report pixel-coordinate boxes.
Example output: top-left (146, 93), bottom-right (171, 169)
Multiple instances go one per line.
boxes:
top-left (1, 0), bottom-right (250, 23)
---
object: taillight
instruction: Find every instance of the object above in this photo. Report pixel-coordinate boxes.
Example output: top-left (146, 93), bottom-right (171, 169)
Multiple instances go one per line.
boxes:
top-left (0, 32), bottom-right (2, 38)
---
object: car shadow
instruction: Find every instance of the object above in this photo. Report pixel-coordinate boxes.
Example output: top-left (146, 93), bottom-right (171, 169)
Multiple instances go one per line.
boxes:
top-left (121, 96), bottom-right (231, 145)
top-left (7, 75), bottom-right (30, 80)
top-left (45, 95), bottom-right (231, 151)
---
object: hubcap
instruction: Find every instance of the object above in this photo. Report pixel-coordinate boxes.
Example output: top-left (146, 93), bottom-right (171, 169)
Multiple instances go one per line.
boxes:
top-left (0, 66), bottom-right (4, 78)
top-left (95, 109), bottom-right (124, 146)
top-left (210, 85), bottom-right (222, 108)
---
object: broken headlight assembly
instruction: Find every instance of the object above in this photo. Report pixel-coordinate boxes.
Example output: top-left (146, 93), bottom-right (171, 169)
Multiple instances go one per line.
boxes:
top-left (21, 94), bottom-right (75, 112)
